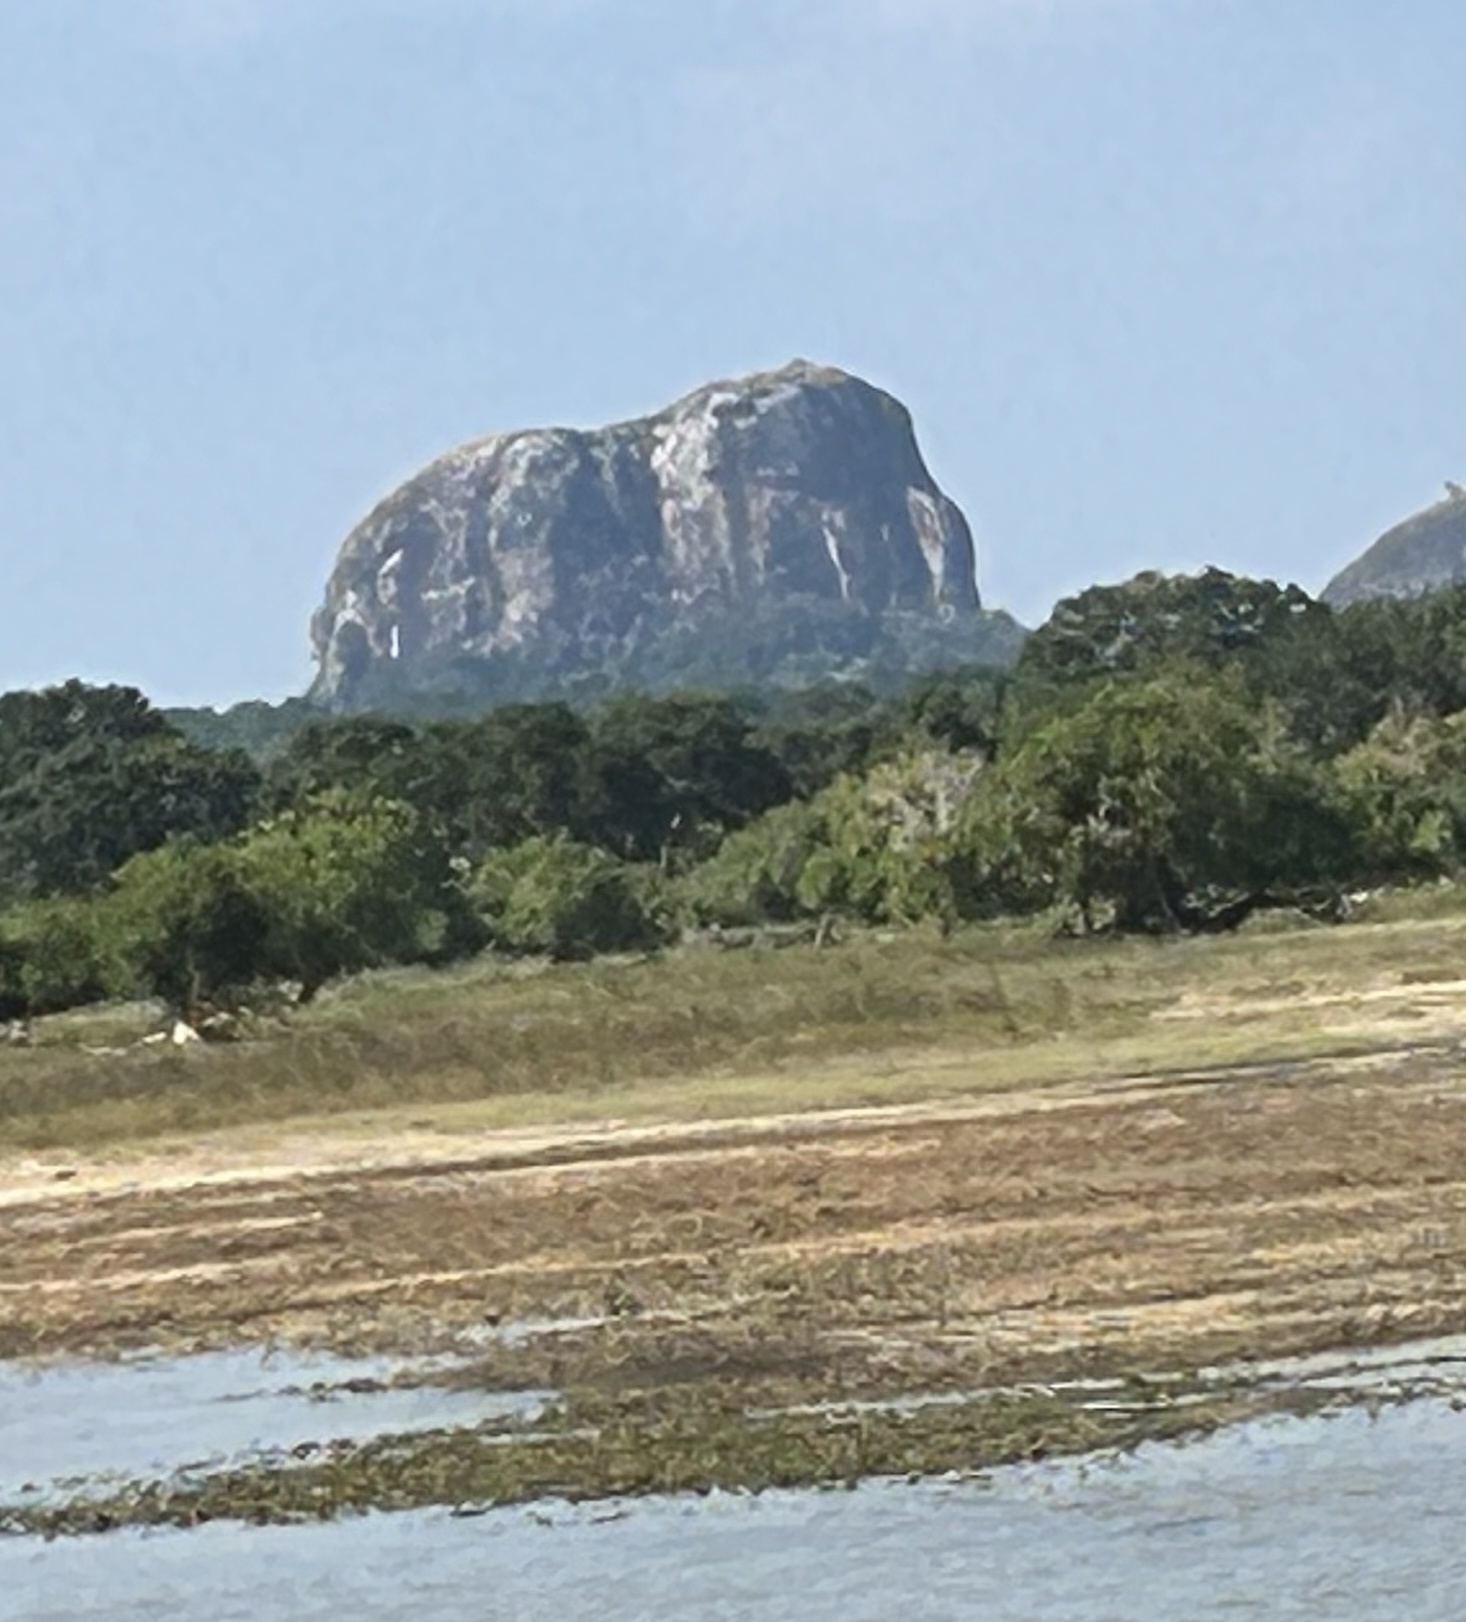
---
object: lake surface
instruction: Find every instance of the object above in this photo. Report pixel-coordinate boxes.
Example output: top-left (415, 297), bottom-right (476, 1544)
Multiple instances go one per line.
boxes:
top-left (6, 1395), bottom-right (1463, 1621)
top-left (0, 1346), bottom-right (546, 1503)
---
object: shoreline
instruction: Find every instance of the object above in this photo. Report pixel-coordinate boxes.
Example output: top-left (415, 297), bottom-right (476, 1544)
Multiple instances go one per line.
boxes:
top-left (6, 1009), bottom-right (1466, 1531)
top-left (7, 1333), bottom-right (1466, 1538)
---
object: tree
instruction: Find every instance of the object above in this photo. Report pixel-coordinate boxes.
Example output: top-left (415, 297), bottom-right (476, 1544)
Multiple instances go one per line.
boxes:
top-left (683, 749), bottom-right (985, 929)
top-left (1016, 568), bottom-right (1327, 687)
top-left (680, 799), bottom-right (834, 927)
top-left (747, 681), bottom-right (890, 796)
top-left (586, 693), bottom-right (792, 862)
top-left (0, 680), bottom-right (169, 761)
top-left (900, 667), bottom-right (1004, 755)
top-left (0, 682), bottom-right (260, 903)
top-left (956, 675), bottom-right (1357, 931)
top-left (0, 931), bottom-right (27, 1021)
top-left (234, 792), bottom-right (476, 998)
top-left (428, 704), bottom-right (600, 856)
top-left (473, 835), bottom-right (667, 960)
top-left (105, 841), bottom-right (274, 1011)
top-left (96, 792), bottom-right (481, 1010)
top-left (164, 696), bottom-right (317, 763)
top-left (263, 716), bottom-right (426, 810)
top-left (1334, 708), bottom-right (1466, 879)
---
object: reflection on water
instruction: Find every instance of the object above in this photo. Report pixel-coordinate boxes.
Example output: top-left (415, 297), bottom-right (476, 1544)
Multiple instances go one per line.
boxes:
top-left (0, 1348), bottom-right (546, 1503)
top-left (6, 1397), bottom-right (1464, 1621)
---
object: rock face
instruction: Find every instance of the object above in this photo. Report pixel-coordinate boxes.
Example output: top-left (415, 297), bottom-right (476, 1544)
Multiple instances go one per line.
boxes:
top-left (310, 361), bottom-right (1021, 707)
top-left (1321, 486), bottom-right (1466, 608)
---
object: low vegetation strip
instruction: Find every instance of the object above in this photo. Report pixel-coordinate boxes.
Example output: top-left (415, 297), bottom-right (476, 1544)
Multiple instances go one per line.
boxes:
top-left (4, 1386), bottom-right (1247, 1537)
top-left (8, 896), bottom-right (1466, 1153)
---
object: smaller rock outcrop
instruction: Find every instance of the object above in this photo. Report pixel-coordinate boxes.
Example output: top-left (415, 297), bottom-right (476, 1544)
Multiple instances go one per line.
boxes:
top-left (1322, 486), bottom-right (1466, 608)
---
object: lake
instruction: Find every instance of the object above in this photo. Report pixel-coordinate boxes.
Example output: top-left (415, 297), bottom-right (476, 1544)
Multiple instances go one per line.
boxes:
top-left (6, 1393), bottom-right (1462, 1621)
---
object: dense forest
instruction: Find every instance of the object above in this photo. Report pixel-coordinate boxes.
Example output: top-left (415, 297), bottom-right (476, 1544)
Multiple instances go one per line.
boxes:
top-left (7, 566), bottom-right (1466, 1024)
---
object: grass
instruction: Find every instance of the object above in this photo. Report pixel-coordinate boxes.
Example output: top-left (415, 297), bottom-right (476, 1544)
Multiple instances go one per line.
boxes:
top-left (6, 892), bottom-right (1466, 1153)
top-left (2, 1379), bottom-right (1263, 1538)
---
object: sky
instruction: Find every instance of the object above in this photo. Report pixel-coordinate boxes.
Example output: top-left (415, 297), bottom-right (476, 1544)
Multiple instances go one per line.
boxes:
top-left (3, 0), bottom-right (1466, 707)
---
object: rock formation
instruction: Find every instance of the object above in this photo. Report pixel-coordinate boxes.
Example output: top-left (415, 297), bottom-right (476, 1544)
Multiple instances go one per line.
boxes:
top-left (1321, 485), bottom-right (1466, 608)
top-left (310, 361), bottom-right (1023, 707)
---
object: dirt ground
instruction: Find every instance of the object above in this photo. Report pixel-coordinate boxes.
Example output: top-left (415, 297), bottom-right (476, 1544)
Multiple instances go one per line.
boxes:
top-left (6, 1035), bottom-right (1466, 1399)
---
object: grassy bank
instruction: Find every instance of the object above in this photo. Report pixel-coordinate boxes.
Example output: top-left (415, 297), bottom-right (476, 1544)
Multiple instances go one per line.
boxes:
top-left (6, 893), bottom-right (1466, 1152)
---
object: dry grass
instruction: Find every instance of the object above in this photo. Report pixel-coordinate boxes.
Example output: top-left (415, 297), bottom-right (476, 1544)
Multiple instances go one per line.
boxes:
top-left (7, 1011), bottom-right (1466, 1366)
top-left (7, 899), bottom-right (1466, 1152)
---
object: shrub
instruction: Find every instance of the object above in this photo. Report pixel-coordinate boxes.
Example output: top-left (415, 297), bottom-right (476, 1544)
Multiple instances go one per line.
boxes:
top-left (1334, 709), bottom-right (1466, 879)
top-left (474, 836), bottom-right (667, 960)
top-left (683, 750), bottom-right (985, 929)
top-left (104, 841), bottom-right (274, 1010)
top-left (234, 792), bottom-right (478, 998)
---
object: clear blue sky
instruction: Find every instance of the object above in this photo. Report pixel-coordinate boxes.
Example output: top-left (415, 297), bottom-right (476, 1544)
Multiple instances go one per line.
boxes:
top-left (4, 0), bottom-right (1465, 706)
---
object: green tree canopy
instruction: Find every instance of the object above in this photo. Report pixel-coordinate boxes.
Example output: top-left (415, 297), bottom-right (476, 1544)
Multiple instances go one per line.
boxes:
top-left (263, 716), bottom-right (426, 809)
top-left (234, 791), bottom-right (475, 999)
top-left (105, 841), bottom-right (275, 1011)
top-left (957, 674), bottom-right (1357, 931)
top-left (586, 693), bottom-right (792, 862)
top-left (1017, 568), bottom-right (1326, 688)
top-left (1334, 707), bottom-right (1466, 878)
top-left (0, 682), bottom-right (260, 903)
top-left (684, 748), bottom-right (985, 929)
top-left (473, 835), bottom-right (667, 960)
top-left (433, 703), bottom-right (601, 855)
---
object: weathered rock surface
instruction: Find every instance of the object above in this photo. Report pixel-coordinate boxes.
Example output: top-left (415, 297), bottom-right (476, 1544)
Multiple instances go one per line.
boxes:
top-left (1322, 485), bottom-right (1466, 608)
top-left (310, 361), bottom-right (1023, 707)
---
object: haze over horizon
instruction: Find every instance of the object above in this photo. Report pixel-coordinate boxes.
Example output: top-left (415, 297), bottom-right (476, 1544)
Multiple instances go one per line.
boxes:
top-left (4, 0), bottom-right (1465, 707)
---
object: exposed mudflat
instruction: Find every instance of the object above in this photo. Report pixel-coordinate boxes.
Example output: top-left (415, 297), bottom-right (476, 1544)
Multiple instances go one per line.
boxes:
top-left (5, 1038), bottom-right (1466, 1383)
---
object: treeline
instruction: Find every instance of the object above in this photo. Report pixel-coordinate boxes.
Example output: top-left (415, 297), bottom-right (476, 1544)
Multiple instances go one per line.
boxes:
top-left (9, 566), bottom-right (1466, 1021)
top-left (0, 675), bottom-right (984, 1018)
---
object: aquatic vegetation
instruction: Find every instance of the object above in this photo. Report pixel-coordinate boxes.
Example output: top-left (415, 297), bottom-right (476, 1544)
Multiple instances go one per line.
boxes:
top-left (1, 1380), bottom-right (1251, 1539)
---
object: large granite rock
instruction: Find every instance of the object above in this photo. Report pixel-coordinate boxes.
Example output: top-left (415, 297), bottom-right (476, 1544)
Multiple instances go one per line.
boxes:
top-left (1322, 485), bottom-right (1466, 608)
top-left (310, 361), bottom-right (1023, 707)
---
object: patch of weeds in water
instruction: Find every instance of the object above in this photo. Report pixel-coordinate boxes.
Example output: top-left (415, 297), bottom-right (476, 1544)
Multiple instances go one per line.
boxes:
top-left (0, 1384), bottom-right (1252, 1540)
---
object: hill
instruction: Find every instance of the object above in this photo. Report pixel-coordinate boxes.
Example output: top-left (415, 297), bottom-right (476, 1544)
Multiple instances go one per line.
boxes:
top-left (1321, 485), bottom-right (1466, 607)
top-left (309, 360), bottom-right (1025, 709)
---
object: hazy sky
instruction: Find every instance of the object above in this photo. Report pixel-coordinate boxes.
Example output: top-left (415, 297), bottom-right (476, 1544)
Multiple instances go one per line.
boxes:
top-left (4, 0), bottom-right (1465, 706)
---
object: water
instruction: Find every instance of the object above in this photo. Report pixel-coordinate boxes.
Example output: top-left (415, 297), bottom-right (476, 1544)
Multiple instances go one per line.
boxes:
top-left (5, 1397), bottom-right (1463, 1620)
top-left (0, 1347), bottom-right (547, 1502)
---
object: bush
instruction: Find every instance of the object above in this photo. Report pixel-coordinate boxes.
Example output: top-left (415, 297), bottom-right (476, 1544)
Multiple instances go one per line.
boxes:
top-left (98, 793), bottom-right (480, 1011)
top-left (1333, 709), bottom-right (1466, 879)
top-left (234, 792), bottom-right (479, 998)
top-left (104, 841), bottom-right (275, 1010)
top-left (683, 750), bottom-right (985, 929)
top-left (0, 932), bottom-right (26, 1021)
top-left (679, 800), bottom-right (833, 927)
top-left (4, 897), bottom-right (125, 1015)
top-left (473, 836), bottom-right (668, 960)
